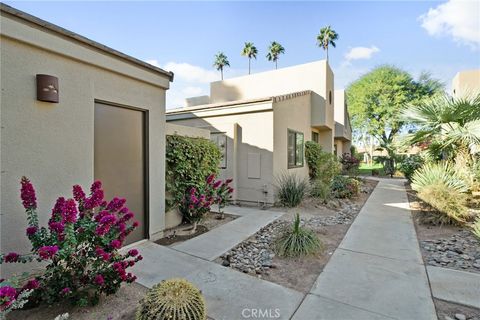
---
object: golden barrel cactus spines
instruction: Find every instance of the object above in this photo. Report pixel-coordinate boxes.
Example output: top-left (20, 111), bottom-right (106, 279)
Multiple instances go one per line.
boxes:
top-left (136, 278), bottom-right (206, 320)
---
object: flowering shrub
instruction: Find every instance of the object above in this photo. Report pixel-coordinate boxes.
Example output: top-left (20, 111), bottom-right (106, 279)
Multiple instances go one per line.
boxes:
top-left (340, 153), bottom-right (361, 176)
top-left (331, 175), bottom-right (360, 199)
top-left (180, 174), bottom-right (234, 229)
top-left (0, 177), bottom-right (142, 308)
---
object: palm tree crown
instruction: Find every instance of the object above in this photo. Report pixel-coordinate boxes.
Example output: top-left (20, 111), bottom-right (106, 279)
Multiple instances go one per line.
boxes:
top-left (241, 42), bottom-right (258, 74)
top-left (316, 26), bottom-right (338, 61)
top-left (213, 52), bottom-right (230, 80)
top-left (266, 41), bottom-right (285, 69)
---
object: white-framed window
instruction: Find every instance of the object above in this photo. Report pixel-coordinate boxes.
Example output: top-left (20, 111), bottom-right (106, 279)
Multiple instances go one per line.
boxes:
top-left (287, 129), bottom-right (304, 168)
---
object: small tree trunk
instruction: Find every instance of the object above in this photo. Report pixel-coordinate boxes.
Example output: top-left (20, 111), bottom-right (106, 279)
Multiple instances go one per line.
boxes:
top-left (191, 221), bottom-right (198, 234)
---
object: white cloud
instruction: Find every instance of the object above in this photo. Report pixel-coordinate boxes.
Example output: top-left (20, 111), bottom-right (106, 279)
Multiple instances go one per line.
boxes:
top-left (147, 60), bottom-right (219, 83)
top-left (344, 46), bottom-right (380, 62)
top-left (419, 0), bottom-right (480, 49)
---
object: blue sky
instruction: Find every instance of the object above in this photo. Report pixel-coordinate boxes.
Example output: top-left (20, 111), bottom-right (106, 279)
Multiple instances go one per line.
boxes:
top-left (5, 1), bottom-right (480, 108)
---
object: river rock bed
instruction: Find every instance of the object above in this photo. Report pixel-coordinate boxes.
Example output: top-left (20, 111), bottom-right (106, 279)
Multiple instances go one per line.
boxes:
top-left (219, 203), bottom-right (360, 275)
top-left (420, 230), bottom-right (480, 273)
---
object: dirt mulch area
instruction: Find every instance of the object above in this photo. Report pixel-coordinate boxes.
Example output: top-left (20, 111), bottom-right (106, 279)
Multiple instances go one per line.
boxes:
top-left (434, 298), bottom-right (480, 320)
top-left (9, 282), bottom-right (148, 320)
top-left (216, 178), bottom-right (378, 293)
top-left (155, 211), bottom-right (237, 246)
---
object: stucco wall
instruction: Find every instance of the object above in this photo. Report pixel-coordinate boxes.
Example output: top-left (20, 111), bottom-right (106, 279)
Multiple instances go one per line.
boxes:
top-left (273, 94), bottom-right (311, 184)
top-left (167, 102), bottom-right (275, 204)
top-left (210, 60), bottom-right (331, 104)
top-left (165, 123), bottom-right (210, 139)
top-left (452, 69), bottom-right (480, 98)
top-left (1, 14), bottom-right (168, 276)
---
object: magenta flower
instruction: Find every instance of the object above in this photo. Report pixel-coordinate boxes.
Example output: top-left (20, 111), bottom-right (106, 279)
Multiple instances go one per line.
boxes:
top-left (228, 187), bottom-right (234, 193)
top-left (95, 225), bottom-right (110, 236)
top-left (132, 221), bottom-right (139, 228)
top-left (72, 185), bottom-right (86, 202)
top-left (61, 287), bottom-right (71, 295)
top-left (95, 275), bottom-right (105, 286)
top-left (63, 199), bottom-right (78, 223)
top-left (128, 249), bottom-right (139, 257)
top-left (38, 245), bottom-right (59, 260)
top-left (213, 180), bottom-right (222, 189)
top-left (121, 212), bottom-right (134, 222)
top-left (90, 180), bottom-right (102, 193)
top-left (23, 278), bottom-right (40, 290)
top-left (52, 197), bottom-right (66, 216)
top-left (99, 214), bottom-right (117, 225)
top-left (26, 226), bottom-right (38, 236)
top-left (109, 240), bottom-right (121, 249)
top-left (4, 252), bottom-right (19, 263)
top-left (106, 197), bottom-right (126, 212)
top-left (48, 221), bottom-right (65, 234)
top-left (226, 178), bottom-right (233, 184)
top-left (20, 177), bottom-right (37, 210)
top-left (206, 174), bottom-right (215, 184)
top-left (0, 286), bottom-right (17, 309)
top-left (190, 187), bottom-right (196, 195)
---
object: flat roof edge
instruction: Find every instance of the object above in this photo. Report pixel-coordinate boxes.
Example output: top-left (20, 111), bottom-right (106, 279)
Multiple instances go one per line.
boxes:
top-left (0, 3), bottom-right (174, 81)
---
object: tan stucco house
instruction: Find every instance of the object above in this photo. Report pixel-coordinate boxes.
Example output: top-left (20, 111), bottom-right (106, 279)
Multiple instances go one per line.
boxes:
top-left (333, 90), bottom-right (352, 157)
top-left (452, 69), bottom-right (480, 98)
top-left (167, 61), bottom-right (352, 205)
top-left (0, 4), bottom-right (173, 276)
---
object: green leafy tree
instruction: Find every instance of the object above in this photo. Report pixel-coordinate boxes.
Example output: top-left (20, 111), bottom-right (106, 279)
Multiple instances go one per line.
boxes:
top-left (316, 26), bottom-right (338, 61)
top-left (266, 41), bottom-right (285, 69)
top-left (347, 66), bottom-right (444, 176)
top-left (241, 42), bottom-right (258, 74)
top-left (213, 52), bottom-right (230, 80)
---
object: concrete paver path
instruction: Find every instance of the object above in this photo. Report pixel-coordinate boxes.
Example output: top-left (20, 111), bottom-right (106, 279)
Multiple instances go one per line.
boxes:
top-left (293, 179), bottom-right (437, 320)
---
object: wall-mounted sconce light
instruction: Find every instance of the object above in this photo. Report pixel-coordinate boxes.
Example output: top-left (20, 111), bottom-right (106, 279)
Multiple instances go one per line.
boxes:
top-left (36, 74), bottom-right (59, 103)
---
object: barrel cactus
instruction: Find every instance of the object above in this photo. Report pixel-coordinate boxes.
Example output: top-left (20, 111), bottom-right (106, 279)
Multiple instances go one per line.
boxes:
top-left (136, 278), bottom-right (206, 320)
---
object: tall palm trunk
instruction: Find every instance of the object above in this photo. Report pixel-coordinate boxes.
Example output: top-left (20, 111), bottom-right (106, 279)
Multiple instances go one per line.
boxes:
top-left (326, 46), bottom-right (329, 61)
top-left (275, 60), bottom-right (278, 69)
top-left (248, 58), bottom-right (251, 74)
top-left (221, 68), bottom-right (224, 80)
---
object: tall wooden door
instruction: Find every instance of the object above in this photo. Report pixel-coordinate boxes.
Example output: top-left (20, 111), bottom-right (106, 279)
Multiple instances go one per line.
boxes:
top-left (94, 102), bottom-right (146, 245)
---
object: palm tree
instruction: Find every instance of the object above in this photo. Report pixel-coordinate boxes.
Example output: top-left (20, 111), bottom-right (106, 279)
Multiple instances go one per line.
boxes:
top-left (266, 41), bottom-right (285, 69)
top-left (213, 52), bottom-right (230, 80)
top-left (316, 26), bottom-right (338, 61)
top-left (402, 94), bottom-right (480, 160)
top-left (241, 42), bottom-right (258, 75)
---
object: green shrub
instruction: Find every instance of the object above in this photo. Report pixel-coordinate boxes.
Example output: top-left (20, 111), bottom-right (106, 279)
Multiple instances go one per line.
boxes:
top-left (274, 214), bottom-right (322, 257)
top-left (310, 179), bottom-right (331, 203)
top-left (275, 173), bottom-right (308, 207)
top-left (417, 183), bottom-right (469, 225)
top-left (166, 135), bottom-right (222, 211)
top-left (331, 175), bottom-right (360, 199)
top-left (398, 155), bottom-right (424, 181)
top-left (304, 141), bottom-right (341, 182)
top-left (411, 162), bottom-right (469, 193)
top-left (136, 278), bottom-right (206, 320)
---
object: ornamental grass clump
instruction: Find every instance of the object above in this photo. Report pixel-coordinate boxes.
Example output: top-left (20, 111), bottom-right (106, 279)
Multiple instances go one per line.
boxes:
top-left (274, 214), bottom-right (322, 257)
top-left (0, 177), bottom-right (142, 309)
top-left (275, 173), bottom-right (309, 207)
top-left (136, 278), bottom-right (206, 320)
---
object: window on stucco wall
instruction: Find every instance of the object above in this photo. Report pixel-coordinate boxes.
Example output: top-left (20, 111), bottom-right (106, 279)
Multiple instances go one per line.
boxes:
top-left (312, 131), bottom-right (319, 143)
top-left (288, 129), bottom-right (304, 168)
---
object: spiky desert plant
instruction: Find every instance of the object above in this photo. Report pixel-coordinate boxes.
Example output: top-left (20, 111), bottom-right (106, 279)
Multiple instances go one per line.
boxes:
top-left (136, 279), bottom-right (206, 320)
top-left (411, 162), bottom-right (469, 193)
top-left (274, 214), bottom-right (322, 257)
top-left (275, 173), bottom-right (309, 207)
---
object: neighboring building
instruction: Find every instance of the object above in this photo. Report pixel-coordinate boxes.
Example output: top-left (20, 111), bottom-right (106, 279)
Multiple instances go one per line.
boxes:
top-left (0, 4), bottom-right (173, 276)
top-left (333, 90), bottom-right (352, 157)
top-left (167, 61), bottom-right (352, 205)
top-left (452, 69), bottom-right (480, 98)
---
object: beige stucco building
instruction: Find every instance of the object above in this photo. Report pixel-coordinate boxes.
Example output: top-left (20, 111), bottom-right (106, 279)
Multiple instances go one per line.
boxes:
top-left (452, 69), bottom-right (480, 98)
top-left (167, 61), bottom-right (352, 205)
top-left (0, 4), bottom-right (172, 276)
top-left (333, 90), bottom-right (352, 157)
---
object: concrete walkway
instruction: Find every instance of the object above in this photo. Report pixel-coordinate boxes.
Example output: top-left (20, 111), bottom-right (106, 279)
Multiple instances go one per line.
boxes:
top-left (427, 266), bottom-right (480, 309)
top-left (292, 179), bottom-right (437, 320)
top-left (132, 241), bottom-right (303, 320)
top-left (172, 206), bottom-right (284, 261)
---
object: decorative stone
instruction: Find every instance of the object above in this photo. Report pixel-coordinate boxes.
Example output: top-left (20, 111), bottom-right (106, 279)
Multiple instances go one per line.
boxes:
top-left (454, 313), bottom-right (466, 320)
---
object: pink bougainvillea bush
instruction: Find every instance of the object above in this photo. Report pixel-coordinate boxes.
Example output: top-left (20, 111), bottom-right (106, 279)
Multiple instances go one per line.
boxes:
top-left (0, 177), bottom-right (142, 308)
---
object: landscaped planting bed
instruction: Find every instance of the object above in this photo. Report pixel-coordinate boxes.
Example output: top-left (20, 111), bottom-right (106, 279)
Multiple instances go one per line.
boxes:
top-left (155, 211), bottom-right (237, 246)
top-left (406, 183), bottom-right (480, 320)
top-left (215, 179), bottom-right (377, 293)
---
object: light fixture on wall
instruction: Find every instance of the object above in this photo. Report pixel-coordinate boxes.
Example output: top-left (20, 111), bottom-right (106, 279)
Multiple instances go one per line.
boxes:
top-left (36, 74), bottom-right (59, 103)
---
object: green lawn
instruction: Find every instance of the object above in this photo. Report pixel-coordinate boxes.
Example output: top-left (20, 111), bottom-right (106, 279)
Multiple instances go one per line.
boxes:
top-left (358, 163), bottom-right (385, 176)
